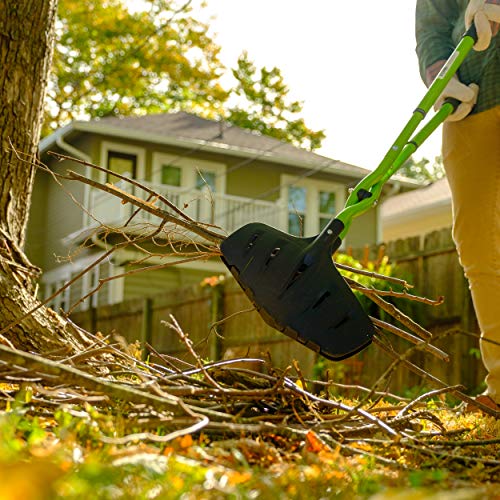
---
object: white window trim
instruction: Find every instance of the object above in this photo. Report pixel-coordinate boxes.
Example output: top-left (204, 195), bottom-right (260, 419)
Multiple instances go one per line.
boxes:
top-left (151, 152), bottom-right (226, 193)
top-left (99, 141), bottom-right (146, 183)
top-left (280, 175), bottom-right (345, 237)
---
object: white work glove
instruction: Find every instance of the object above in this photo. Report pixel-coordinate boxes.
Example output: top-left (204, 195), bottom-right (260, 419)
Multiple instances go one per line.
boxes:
top-left (435, 75), bottom-right (479, 122)
top-left (465, 0), bottom-right (500, 51)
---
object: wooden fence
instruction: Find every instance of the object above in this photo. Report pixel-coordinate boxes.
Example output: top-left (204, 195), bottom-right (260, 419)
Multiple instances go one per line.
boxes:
top-left (71, 228), bottom-right (486, 395)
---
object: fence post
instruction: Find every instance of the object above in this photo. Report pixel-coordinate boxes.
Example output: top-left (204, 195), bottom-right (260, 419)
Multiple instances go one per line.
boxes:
top-left (141, 297), bottom-right (153, 360)
top-left (209, 283), bottom-right (224, 361)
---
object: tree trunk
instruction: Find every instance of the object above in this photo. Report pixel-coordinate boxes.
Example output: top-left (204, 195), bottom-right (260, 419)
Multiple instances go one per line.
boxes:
top-left (0, 0), bottom-right (92, 352)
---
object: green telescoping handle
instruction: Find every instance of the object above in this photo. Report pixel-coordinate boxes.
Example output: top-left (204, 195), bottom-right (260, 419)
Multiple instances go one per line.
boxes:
top-left (334, 24), bottom-right (478, 240)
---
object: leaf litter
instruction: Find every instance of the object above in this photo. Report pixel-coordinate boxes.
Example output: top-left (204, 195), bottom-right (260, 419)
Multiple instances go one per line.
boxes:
top-left (0, 158), bottom-right (499, 498)
top-left (0, 322), bottom-right (499, 499)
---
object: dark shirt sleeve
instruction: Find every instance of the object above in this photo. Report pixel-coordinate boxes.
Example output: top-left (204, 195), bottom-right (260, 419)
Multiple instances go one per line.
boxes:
top-left (415, 0), bottom-right (461, 83)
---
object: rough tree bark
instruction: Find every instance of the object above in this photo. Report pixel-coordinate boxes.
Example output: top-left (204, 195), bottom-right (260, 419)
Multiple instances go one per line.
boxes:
top-left (0, 0), bottom-right (92, 352)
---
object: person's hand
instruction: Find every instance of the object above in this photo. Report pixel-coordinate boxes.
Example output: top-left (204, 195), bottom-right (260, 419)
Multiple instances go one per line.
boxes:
top-left (435, 75), bottom-right (479, 121)
top-left (465, 0), bottom-right (500, 51)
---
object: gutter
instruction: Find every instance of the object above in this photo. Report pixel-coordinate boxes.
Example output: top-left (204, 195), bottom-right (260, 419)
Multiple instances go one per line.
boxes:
top-left (41, 121), bottom-right (420, 189)
top-left (51, 131), bottom-right (92, 226)
top-left (55, 136), bottom-right (91, 163)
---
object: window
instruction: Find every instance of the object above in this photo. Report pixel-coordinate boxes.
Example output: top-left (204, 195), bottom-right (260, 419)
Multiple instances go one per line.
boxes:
top-left (318, 190), bottom-right (337, 231)
top-left (161, 165), bottom-right (182, 187)
top-left (107, 151), bottom-right (137, 181)
top-left (288, 186), bottom-right (307, 236)
top-left (99, 141), bottom-right (145, 183)
top-left (151, 153), bottom-right (225, 192)
top-left (196, 170), bottom-right (217, 192)
top-left (281, 176), bottom-right (344, 237)
top-left (151, 153), bottom-right (226, 224)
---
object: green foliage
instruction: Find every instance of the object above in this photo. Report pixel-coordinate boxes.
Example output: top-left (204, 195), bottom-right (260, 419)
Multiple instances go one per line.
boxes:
top-left (312, 356), bottom-right (346, 383)
top-left (469, 347), bottom-right (481, 360)
top-left (335, 252), bottom-right (413, 321)
top-left (45, 0), bottom-right (325, 152)
top-left (0, 393), bottom-right (498, 499)
top-left (313, 251), bottom-right (415, 383)
top-left (46, 0), bottom-right (228, 135)
top-left (408, 468), bottom-right (450, 488)
top-left (398, 155), bottom-right (445, 183)
top-left (227, 52), bottom-right (326, 150)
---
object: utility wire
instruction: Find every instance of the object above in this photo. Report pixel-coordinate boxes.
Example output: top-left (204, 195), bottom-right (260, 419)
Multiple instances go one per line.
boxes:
top-left (147, 122), bottom-right (288, 194)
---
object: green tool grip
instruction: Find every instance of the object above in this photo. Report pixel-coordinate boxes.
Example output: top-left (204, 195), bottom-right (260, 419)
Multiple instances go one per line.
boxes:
top-left (334, 25), bottom-right (477, 240)
top-left (442, 97), bottom-right (461, 111)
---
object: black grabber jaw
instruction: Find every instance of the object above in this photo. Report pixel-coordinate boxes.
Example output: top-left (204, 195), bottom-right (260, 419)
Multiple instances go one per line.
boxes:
top-left (220, 219), bottom-right (375, 361)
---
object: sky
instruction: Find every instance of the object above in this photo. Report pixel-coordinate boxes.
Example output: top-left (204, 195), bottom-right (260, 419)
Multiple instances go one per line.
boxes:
top-left (198, 0), bottom-right (443, 170)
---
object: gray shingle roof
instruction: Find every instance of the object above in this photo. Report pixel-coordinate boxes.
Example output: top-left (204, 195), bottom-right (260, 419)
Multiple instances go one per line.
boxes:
top-left (93, 112), bottom-right (369, 176)
top-left (41, 112), bottom-right (420, 187)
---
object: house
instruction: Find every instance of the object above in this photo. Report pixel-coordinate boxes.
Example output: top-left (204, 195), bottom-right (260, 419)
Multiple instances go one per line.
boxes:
top-left (28, 112), bottom-right (418, 312)
top-left (381, 177), bottom-right (452, 242)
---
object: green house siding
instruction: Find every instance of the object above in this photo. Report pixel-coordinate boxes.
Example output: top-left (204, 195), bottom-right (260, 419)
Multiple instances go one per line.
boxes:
top-left (27, 134), bottom-right (95, 272)
top-left (344, 208), bottom-right (379, 249)
top-left (225, 162), bottom-right (281, 201)
top-left (27, 164), bottom-right (85, 271)
top-left (32, 117), bottom-right (404, 309)
top-left (25, 168), bottom-right (49, 268)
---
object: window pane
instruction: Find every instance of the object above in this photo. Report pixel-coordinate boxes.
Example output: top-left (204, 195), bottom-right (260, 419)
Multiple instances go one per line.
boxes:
top-left (161, 165), bottom-right (181, 186)
top-left (319, 191), bottom-right (336, 215)
top-left (288, 213), bottom-right (305, 236)
top-left (288, 186), bottom-right (306, 213)
top-left (107, 151), bottom-right (137, 180)
top-left (196, 170), bottom-right (216, 191)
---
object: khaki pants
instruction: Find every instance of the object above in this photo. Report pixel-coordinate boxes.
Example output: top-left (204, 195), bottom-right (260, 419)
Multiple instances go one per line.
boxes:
top-left (443, 105), bottom-right (500, 403)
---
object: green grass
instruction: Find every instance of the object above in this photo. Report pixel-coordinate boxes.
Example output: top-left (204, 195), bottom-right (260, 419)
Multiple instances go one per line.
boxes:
top-left (0, 394), bottom-right (498, 499)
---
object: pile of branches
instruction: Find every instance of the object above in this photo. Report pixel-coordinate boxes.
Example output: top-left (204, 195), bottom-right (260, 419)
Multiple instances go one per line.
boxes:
top-left (30, 151), bottom-right (496, 416)
top-left (0, 152), bottom-right (498, 477)
top-left (0, 321), bottom-right (499, 474)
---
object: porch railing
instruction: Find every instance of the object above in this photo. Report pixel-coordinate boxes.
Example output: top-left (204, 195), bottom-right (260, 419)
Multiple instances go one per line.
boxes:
top-left (88, 180), bottom-right (286, 235)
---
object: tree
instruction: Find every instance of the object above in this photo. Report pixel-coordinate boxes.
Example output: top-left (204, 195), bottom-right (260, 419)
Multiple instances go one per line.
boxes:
top-left (227, 52), bottom-right (326, 151)
top-left (0, 0), bottom-right (93, 352)
top-left (397, 155), bottom-right (445, 183)
top-left (45, 0), bottom-right (325, 150)
top-left (0, 0), bottom-right (323, 353)
top-left (45, 0), bottom-right (228, 134)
